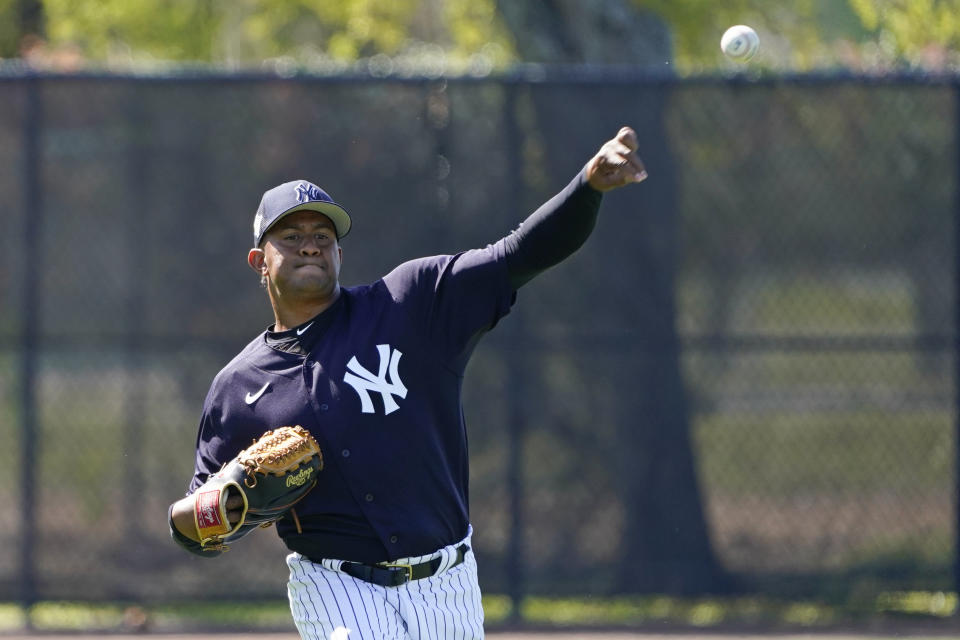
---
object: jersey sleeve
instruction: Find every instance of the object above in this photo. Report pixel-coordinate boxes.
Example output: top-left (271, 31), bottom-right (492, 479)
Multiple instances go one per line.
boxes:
top-left (502, 168), bottom-right (603, 289)
top-left (383, 240), bottom-right (516, 371)
top-left (187, 379), bottom-right (235, 493)
top-left (380, 169), bottom-right (603, 369)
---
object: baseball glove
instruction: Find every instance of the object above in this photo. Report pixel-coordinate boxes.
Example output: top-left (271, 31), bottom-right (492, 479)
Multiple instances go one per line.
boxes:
top-left (192, 425), bottom-right (323, 551)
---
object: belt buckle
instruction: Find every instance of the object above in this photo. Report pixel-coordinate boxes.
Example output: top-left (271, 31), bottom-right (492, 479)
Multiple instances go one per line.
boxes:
top-left (384, 562), bottom-right (413, 583)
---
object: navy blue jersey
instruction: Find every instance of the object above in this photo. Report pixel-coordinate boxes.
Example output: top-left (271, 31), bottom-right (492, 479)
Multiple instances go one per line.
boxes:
top-left (180, 170), bottom-right (603, 562)
top-left (189, 239), bottom-right (515, 562)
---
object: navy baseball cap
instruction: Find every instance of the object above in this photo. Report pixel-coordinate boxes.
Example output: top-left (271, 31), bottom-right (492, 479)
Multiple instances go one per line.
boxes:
top-left (253, 179), bottom-right (352, 246)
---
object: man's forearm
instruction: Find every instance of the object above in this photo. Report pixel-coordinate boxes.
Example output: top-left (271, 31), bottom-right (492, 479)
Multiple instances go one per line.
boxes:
top-left (503, 169), bottom-right (603, 290)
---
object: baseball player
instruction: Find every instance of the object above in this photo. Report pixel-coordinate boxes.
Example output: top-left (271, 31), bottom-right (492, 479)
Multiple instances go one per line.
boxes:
top-left (168, 126), bottom-right (647, 639)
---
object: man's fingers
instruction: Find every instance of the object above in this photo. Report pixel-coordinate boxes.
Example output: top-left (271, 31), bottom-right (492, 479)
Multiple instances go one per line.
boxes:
top-left (616, 126), bottom-right (638, 152)
top-left (225, 492), bottom-right (245, 524)
top-left (604, 143), bottom-right (646, 181)
top-left (627, 154), bottom-right (647, 181)
top-left (608, 141), bottom-right (633, 160)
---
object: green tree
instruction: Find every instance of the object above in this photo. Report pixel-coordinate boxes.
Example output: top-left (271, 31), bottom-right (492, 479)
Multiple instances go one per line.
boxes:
top-left (32, 0), bottom-right (514, 71)
top-left (10, 0), bottom-right (960, 72)
top-left (495, 0), bottom-right (730, 595)
top-left (640, 0), bottom-right (857, 70)
top-left (848, 0), bottom-right (960, 63)
top-left (42, 0), bottom-right (219, 62)
top-left (0, 0), bottom-right (41, 58)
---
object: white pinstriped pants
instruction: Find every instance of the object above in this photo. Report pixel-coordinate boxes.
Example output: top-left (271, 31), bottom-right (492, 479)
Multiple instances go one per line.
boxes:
top-left (286, 531), bottom-right (484, 640)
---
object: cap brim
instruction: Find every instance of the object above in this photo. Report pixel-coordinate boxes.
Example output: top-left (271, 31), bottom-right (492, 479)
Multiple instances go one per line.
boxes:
top-left (262, 201), bottom-right (352, 242)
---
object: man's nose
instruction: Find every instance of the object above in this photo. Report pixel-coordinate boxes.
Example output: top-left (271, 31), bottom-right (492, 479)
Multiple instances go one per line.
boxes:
top-left (299, 237), bottom-right (322, 255)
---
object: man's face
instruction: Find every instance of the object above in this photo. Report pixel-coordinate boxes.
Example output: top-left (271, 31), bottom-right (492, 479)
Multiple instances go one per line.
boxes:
top-left (251, 210), bottom-right (342, 300)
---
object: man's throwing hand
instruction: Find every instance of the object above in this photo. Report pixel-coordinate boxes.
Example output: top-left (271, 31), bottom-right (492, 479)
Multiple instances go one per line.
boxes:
top-left (585, 127), bottom-right (647, 192)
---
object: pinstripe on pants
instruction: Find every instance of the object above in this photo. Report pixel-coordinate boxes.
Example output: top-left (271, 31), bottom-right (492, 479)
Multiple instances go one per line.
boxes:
top-left (286, 532), bottom-right (484, 640)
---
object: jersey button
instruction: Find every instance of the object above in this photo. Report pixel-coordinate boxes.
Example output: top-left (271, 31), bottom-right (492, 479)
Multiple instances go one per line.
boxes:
top-left (389, 535), bottom-right (398, 544)
top-left (320, 403), bottom-right (329, 411)
top-left (341, 449), bottom-right (350, 458)
top-left (364, 493), bottom-right (374, 502)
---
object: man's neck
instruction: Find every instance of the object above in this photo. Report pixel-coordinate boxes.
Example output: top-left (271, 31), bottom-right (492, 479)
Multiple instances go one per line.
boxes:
top-left (271, 285), bottom-right (341, 332)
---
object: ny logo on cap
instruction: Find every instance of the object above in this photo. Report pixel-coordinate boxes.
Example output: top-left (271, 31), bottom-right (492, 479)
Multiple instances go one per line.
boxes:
top-left (295, 182), bottom-right (324, 203)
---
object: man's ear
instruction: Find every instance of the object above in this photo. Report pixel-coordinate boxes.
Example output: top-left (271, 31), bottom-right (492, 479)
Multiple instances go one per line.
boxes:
top-left (248, 247), bottom-right (266, 275)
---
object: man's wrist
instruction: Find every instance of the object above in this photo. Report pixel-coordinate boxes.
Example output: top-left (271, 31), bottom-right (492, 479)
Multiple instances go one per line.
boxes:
top-left (170, 494), bottom-right (199, 541)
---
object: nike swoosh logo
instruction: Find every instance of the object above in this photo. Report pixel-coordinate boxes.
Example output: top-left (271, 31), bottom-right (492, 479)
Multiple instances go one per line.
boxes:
top-left (296, 322), bottom-right (314, 336)
top-left (245, 382), bottom-right (270, 405)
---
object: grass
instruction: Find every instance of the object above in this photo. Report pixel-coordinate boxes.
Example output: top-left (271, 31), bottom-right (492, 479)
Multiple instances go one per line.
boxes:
top-left (0, 600), bottom-right (293, 633)
top-left (0, 592), bottom-right (956, 633)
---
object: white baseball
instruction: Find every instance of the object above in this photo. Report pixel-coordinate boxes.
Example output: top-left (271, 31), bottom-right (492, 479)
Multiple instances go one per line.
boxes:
top-left (721, 25), bottom-right (759, 62)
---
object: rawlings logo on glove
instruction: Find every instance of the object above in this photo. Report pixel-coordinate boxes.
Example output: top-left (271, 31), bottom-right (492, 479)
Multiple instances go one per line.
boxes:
top-left (192, 425), bottom-right (323, 551)
top-left (286, 467), bottom-right (315, 487)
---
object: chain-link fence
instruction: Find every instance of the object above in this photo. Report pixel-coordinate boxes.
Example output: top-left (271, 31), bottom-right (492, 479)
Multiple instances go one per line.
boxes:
top-left (0, 70), bottom-right (955, 606)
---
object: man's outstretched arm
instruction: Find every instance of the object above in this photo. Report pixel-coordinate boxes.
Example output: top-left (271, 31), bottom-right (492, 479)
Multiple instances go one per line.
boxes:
top-left (504, 127), bottom-right (647, 289)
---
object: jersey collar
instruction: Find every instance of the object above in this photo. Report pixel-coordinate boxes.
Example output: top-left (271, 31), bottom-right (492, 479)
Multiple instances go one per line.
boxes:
top-left (264, 291), bottom-right (347, 354)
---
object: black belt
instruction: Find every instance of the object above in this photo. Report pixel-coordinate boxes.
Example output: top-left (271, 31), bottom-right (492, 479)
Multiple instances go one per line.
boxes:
top-left (338, 544), bottom-right (469, 587)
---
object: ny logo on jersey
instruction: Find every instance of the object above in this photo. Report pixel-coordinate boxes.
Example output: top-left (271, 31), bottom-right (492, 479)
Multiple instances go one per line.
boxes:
top-left (343, 344), bottom-right (408, 415)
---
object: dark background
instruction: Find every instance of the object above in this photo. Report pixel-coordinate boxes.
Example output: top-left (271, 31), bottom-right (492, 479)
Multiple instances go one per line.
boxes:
top-left (0, 71), bottom-right (954, 610)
